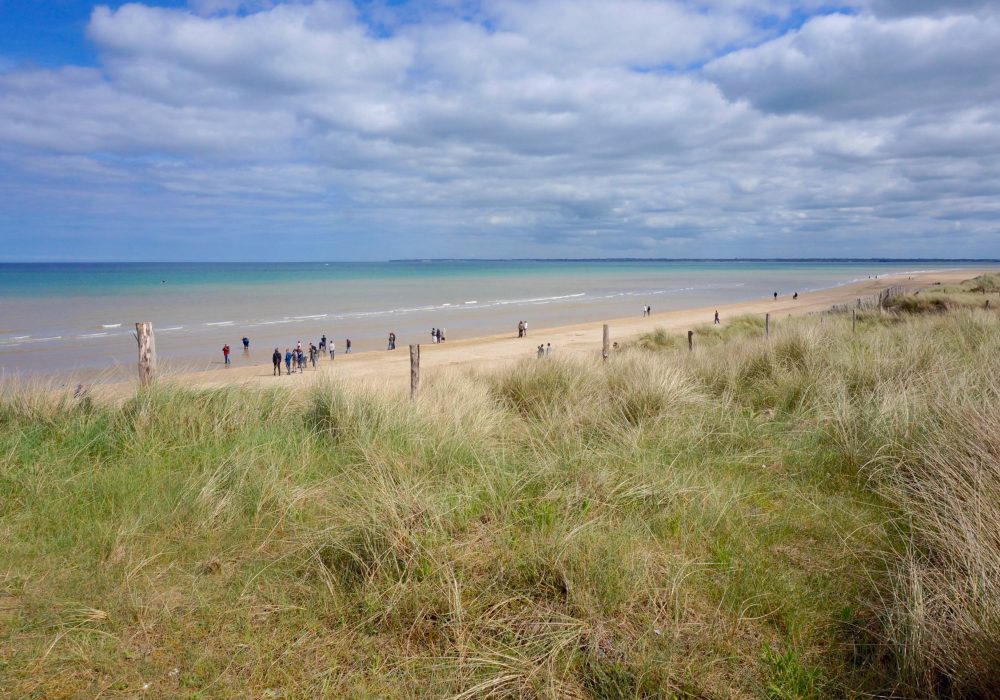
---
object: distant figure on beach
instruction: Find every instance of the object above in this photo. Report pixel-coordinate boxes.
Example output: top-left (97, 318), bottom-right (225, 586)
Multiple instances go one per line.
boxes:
top-left (242, 336), bottom-right (249, 351)
top-left (297, 348), bottom-right (306, 372)
top-left (272, 348), bottom-right (282, 376)
top-left (517, 321), bottom-right (524, 338)
top-left (388, 332), bottom-right (396, 350)
top-left (773, 292), bottom-right (778, 300)
top-left (546, 342), bottom-right (552, 356)
top-left (309, 343), bottom-right (318, 368)
top-left (431, 328), bottom-right (438, 344)
top-left (523, 321), bottom-right (528, 337)
top-left (793, 292), bottom-right (798, 300)
top-left (714, 310), bottom-right (720, 325)
top-left (440, 328), bottom-right (446, 342)
top-left (296, 340), bottom-right (302, 352)
top-left (222, 344), bottom-right (231, 365)
top-left (284, 348), bottom-right (293, 374)
top-left (537, 344), bottom-right (544, 358)
top-left (329, 339), bottom-right (335, 360)
top-left (346, 338), bottom-right (352, 354)
top-left (320, 335), bottom-right (327, 352)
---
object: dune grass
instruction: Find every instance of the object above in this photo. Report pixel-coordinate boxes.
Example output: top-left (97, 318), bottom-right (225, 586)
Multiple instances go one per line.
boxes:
top-left (1, 289), bottom-right (999, 698)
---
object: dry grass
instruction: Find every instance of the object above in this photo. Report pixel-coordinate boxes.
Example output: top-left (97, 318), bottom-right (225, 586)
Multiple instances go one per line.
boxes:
top-left (1, 287), bottom-right (999, 698)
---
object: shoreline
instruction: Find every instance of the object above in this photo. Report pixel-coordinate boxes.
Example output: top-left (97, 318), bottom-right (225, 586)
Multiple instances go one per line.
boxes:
top-left (24, 267), bottom-right (987, 400)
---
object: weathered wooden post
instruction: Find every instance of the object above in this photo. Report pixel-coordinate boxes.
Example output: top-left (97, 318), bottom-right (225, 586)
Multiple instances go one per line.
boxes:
top-left (765, 313), bottom-right (770, 337)
top-left (602, 324), bottom-right (610, 362)
top-left (687, 330), bottom-right (693, 352)
top-left (409, 344), bottom-right (420, 399)
top-left (852, 309), bottom-right (857, 333)
top-left (135, 322), bottom-right (156, 387)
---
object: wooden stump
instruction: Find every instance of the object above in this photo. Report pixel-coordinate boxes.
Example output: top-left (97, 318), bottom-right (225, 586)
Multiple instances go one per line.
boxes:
top-left (409, 344), bottom-right (420, 399)
top-left (687, 330), bottom-right (693, 352)
top-left (135, 322), bottom-right (156, 387)
top-left (602, 324), bottom-right (610, 361)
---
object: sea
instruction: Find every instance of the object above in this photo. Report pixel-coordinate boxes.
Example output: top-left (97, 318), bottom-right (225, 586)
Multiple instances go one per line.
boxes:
top-left (0, 260), bottom-right (989, 379)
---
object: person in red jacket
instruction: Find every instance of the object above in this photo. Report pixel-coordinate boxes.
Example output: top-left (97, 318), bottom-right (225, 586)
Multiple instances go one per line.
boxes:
top-left (222, 344), bottom-right (231, 365)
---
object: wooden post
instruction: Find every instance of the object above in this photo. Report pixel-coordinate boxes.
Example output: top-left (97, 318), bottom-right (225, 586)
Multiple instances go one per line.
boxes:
top-left (409, 344), bottom-right (420, 399)
top-left (852, 309), bottom-right (857, 333)
top-left (765, 313), bottom-right (770, 337)
top-left (687, 330), bottom-right (693, 352)
top-left (135, 322), bottom-right (156, 387)
top-left (602, 324), bottom-right (610, 362)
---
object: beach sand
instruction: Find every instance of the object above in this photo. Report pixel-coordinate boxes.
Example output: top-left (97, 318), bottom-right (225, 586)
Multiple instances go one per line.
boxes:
top-left (38, 268), bottom-right (984, 402)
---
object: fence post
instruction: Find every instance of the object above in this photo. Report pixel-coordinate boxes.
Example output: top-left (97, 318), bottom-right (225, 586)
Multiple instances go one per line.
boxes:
top-left (852, 309), bottom-right (857, 333)
top-left (409, 344), bottom-right (420, 399)
top-left (602, 324), bottom-right (610, 361)
top-left (135, 322), bottom-right (156, 387)
top-left (765, 313), bottom-right (770, 337)
top-left (687, 330), bottom-right (693, 352)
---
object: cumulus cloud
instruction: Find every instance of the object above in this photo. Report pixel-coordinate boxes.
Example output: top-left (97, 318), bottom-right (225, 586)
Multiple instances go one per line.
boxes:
top-left (0, 0), bottom-right (997, 259)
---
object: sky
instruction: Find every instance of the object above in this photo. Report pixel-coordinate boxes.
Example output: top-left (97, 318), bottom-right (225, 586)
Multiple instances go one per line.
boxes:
top-left (0, 0), bottom-right (998, 261)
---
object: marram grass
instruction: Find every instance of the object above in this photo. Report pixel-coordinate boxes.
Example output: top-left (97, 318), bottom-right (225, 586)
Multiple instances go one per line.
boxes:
top-left (1, 292), bottom-right (999, 698)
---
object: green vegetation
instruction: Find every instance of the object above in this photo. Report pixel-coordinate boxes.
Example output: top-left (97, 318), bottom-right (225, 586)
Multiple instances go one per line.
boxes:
top-left (2, 281), bottom-right (999, 698)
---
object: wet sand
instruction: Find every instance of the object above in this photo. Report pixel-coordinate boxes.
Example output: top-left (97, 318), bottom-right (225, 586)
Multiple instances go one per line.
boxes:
top-left (18, 269), bottom-right (994, 400)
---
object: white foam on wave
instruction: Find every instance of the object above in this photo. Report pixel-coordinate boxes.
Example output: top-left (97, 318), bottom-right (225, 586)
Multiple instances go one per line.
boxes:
top-left (205, 321), bottom-right (234, 327)
top-left (293, 314), bottom-right (328, 320)
top-left (102, 323), bottom-right (121, 329)
top-left (78, 332), bottom-right (109, 339)
top-left (465, 300), bottom-right (477, 304)
top-left (160, 326), bottom-right (184, 331)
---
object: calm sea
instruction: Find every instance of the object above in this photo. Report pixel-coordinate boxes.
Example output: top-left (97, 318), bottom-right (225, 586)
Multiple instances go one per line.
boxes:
top-left (0, 260), bottom-right (982, 379)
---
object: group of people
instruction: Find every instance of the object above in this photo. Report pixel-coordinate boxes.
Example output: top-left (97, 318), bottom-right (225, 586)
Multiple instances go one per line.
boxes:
top-left (517, 320), bottom-right (529, 337)
top-left (430, 328), bottom-right (446, 343)
top-left (642, 305), bottom-right (652, 316)
top-left (536, 342), bottom-right (552, 358)
top-left (219, 335), bottom-right (357, 375)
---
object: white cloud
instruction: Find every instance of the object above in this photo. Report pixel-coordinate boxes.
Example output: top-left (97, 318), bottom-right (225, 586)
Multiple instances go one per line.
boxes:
top-left (0, 0), bottom-right (998, 259)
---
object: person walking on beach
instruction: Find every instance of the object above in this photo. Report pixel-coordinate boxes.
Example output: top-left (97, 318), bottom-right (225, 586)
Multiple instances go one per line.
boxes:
top-left (537, 344), bottom-right (544, 358)
top-left (298, 348), bottom-right (306, 372)
top-left (329, 339), bottom-right (336, 360)
top-left (431, 328), bottom-right (437, 344)
top-left (272, 347), bottom-right (282, 376)
top-left (309, 343), bottom-right (318, 368)
top-left (320, 335), bottom-right (327, 353)
top-left (388, 332), bottom-right (396, 350)
top-left (284, 348), bottom-right (293, 374)
top-left (773, 292), bottom-right (778, 300)
top-left (793, 292), bottom-right (798, 300)
top-left (222, 344), bottom-right (231, 365)
top-left (523, 321), bottom-right (528, 337)
top-left (440, 328), bottom-right (446, 342)
top-left (517, 321), bottom-right (524, 338)
top-left (546, 342), bottom-right (551, 356)
top-left (242, 336), bottom-right (250, 351)
top-left (346, 338), bottom-right (352, 354)
top-left (714, 310), bottom-right (720, 325)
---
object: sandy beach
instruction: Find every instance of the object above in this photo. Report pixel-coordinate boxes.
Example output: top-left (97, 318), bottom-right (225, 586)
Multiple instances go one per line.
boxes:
top-left (49, 268), bottom-right (985, 399)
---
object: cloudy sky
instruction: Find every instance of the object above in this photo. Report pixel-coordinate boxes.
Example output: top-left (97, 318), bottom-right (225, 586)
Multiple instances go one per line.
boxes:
top-left (1, 0), bottom-right (998, 260)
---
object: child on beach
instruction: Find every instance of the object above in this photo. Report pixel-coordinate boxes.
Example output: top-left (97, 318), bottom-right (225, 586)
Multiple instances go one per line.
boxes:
top-left (272, 348), bottom-right (282, 375)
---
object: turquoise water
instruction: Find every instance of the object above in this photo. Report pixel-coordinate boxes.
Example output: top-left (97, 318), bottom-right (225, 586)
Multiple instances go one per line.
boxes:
top-left (0, 260), bottom-right (986, 378)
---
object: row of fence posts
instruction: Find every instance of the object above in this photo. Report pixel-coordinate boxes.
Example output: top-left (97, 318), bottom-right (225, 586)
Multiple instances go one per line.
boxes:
top-left (129, 289), bottom-right (952, 392)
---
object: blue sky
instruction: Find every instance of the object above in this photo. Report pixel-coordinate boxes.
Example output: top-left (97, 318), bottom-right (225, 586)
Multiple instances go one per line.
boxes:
top-left (0, 0), bottom-right (998, 260)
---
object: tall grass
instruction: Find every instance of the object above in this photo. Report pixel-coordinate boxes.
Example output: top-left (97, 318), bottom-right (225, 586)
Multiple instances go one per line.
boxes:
top-left (1, 296), bottom-right (998, 697)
